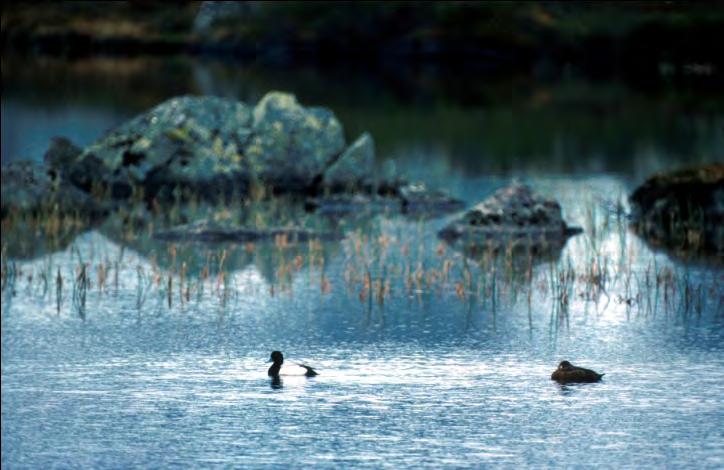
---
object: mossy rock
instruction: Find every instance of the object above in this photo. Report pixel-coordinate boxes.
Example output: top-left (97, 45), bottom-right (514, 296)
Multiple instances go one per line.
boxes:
top-left (438, 183), bottom-right (581, 264)
top-left (630, 163), bottom-right (723, 258)
top-left (68, 92), bottom-right (350, 201)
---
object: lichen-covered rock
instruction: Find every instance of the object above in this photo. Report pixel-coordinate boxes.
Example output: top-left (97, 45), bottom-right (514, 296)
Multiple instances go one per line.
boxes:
top-left (322, 132), bottom-right (374, 190)
top-left (1, 161), bottom-right (106, 218)
top-left (43, 137), bottom-right (82, 175)
top-left (630, 163), bottom-right (723, 258)
top-left (248, 92), bottom-right (345, 189)
top-left (68, 92), bottom-right (347, 200)
top-left (71, 95), bottom-right (253, 198)
top-left (439, 183), bottom-right (581, 248)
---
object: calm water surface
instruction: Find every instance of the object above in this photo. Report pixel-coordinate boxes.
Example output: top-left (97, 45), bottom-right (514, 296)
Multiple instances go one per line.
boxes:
top-left (2, 56), bottom-right (723, 468)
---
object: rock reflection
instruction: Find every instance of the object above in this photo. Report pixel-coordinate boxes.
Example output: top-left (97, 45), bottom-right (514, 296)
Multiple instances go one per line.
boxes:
top-left (441, 237), bottom-right (571, 273)
top-left (1, 221), bottom-right (88, 260)
top-left (96, 201), bottom-right (344, 286)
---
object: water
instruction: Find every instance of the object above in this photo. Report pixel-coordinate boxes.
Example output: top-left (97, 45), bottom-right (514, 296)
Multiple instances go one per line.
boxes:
top-left (2, 56), bottom-right (724, 469)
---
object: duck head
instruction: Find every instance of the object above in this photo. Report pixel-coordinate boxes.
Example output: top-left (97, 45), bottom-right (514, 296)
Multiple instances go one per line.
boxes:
top-left (269, 351), bottom-right (284, 364)
top-left (557, 360), bottom-right (573, 370)
top-left (268, 351), bottom-right (284, 376)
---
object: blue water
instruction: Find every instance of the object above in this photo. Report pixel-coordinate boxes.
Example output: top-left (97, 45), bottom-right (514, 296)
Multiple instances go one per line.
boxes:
top-left (2, 56), bottom-right (724, 468)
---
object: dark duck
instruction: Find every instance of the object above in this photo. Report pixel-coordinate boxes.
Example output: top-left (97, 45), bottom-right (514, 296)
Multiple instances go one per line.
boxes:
top-left (551, 361), bottom-right (604, 383)
top-left (268, 351), bottom-right (318, 377)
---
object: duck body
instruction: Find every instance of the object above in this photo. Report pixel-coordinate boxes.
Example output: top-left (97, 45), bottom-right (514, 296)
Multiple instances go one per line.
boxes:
top-left (551, 361), bottom-right (604, 383)
top-left (268, 351), bottom-right (318, 377)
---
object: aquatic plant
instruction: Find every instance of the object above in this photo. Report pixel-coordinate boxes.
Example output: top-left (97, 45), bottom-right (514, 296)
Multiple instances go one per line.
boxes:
top-left (1, 191), bottom-right (720, 329)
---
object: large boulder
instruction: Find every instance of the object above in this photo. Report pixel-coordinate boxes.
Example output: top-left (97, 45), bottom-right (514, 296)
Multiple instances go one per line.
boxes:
top-left (629, 163), bottom-right (723, 258)
top-left (248, 92), bottom-right (346, 190)
top-left (1, 161), bottom-right (106, 219)
top-left (70, 95), bottom-right (254, 199)
top-left (439, 183), bottom-right (581, 258)
top-left (67, 92), bottom-right (348, 200)
top-left (321, 132), bottom-right (375, 191)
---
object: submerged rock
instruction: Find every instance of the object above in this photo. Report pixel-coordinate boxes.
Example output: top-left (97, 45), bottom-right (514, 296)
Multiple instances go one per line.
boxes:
top-left (153, 219), bottom-right (344, 243)
top-left (305, 193), bottom-right (402, 215)
top-left (629, 163), bottom-right (723, 258)
top-left (1, 161), bottom-right (106, 219)
top-left (438, 183), bottom-right (581, 258)
top-left (305, 181), bottom-right (463, 219)
top-left (398, 182), bottom-right (465, 217)
top-left (67, 92), bottom-right (350, 200)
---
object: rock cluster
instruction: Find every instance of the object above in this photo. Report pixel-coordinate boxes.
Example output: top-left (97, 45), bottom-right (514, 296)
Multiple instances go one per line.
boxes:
top-left (66, 92), bottom-right (370, 200)
top-left (2, 90), bottom-right (463, 228)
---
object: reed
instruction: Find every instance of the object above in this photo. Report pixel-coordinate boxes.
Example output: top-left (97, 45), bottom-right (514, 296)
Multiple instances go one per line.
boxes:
top-left (72, 263), bottom-right (89, 319)
top-left (55, 267), bottom-right (63, 314)
top-left (2, 195), bottom-right (719, 324)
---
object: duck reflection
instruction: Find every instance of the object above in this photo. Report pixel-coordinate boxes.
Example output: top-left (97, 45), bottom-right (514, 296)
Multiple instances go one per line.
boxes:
top-left (556, 383), bottom-right (575, 396)
top-left (270, 375), bottom-right (283, 389)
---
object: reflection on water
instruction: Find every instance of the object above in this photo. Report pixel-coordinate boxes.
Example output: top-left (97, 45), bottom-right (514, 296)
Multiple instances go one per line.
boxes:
top-left (3, 56), bottom-right (722, 178)
top-left (2, 56), bottom-right (723, 468)
top-left (3, 177), bottom-right (723, 467)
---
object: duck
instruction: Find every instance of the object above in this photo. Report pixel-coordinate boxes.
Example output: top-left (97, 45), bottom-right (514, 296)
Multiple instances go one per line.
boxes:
top-left (268, 351), bottom-right (318, 377)
top-left (551, 360), bottom-right (604, 383)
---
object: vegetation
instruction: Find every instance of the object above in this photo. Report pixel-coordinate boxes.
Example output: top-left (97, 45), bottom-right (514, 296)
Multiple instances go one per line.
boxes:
top-left (3, 1), bottom-right (722, 76)
top-left (2, 191), bottom-right (720, 326)
top-left (1, 2), bottom-right (720, 326)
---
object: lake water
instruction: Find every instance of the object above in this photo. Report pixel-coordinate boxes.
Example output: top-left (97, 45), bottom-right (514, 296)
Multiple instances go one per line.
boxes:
top-left (2, 56), bottom-right (723, 469)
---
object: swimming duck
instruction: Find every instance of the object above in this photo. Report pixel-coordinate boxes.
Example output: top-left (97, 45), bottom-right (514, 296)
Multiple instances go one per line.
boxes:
top-left (551, 361), bottom-right (604, 383)
top-left (268, 351), bottom-right (318, 377)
